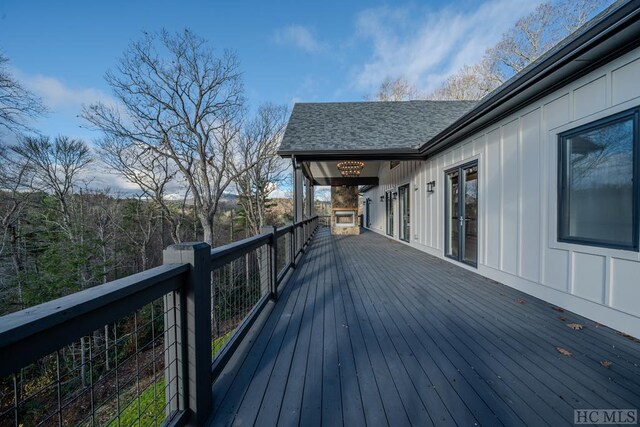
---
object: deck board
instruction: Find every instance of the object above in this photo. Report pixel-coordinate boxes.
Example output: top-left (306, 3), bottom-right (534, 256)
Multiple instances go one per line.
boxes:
top-left (378, 241), bottom-right (640, 409)
top-left (210, 228), bottom-right (640, 426)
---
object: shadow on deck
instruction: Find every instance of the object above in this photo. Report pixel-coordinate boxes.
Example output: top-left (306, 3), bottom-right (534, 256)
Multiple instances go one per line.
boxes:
top-left (209, 228), bottom-right (640, 426)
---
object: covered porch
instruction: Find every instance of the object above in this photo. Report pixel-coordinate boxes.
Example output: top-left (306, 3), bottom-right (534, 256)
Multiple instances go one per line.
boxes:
top-left (209, 228), bottom-right (640, 426)
top-left (283, 101), bottom-right (478, 228)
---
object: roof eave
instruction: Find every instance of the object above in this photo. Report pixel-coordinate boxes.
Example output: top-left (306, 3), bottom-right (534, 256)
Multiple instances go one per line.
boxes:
top-left (278, 148), bottom-right (422, 161)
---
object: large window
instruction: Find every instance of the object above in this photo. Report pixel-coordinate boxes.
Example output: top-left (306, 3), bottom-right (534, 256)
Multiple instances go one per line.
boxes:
top-left (558, 108), bottom-right (639, 250)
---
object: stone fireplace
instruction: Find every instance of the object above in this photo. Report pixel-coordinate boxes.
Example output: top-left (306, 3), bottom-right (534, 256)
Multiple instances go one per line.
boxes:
top-left (331, 186), bottom-right (360, 235)
top-left (334, 210), bottom-right (356, 226)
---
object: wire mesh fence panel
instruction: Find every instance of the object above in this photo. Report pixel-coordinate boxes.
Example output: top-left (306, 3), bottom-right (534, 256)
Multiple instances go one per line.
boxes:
top-left (276, 233), bottom-right (290, 280)
top-left (210, 242), bottom-right (271, 361)
top-left (0, 218), bottom-right (319, 426)
top-left (0, 298), bottom-right (180, 427)
top-left (318, 215), bottom-right (331, 228)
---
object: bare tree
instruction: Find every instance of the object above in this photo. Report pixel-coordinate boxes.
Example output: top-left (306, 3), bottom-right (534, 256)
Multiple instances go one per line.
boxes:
top-left (11, 136), bottom-right (92, 229)
top-left (488, 3), bottom-right (557, 77)
top-left (557, 0), bottom-right (607, 33)
top-left (83, 29), bottom-right (256, 245)
top-left (7, 135), bottom-right (94, 385)
top-left (490, 0), bottom-right (611, 79)
top-left (425, 0), bottom-right (612, 100)
top-left (96, 135), bottom-right (192, 243)
top-left (0, 53), bottom-right (46, 135)
top-left (0, 145), bottom-right (36, 309)
top-left (427, 60), bottom-right (500, 100)
top-left (234, 104), bottom-right (289, 236)
top-left (367, 76), bottom-right (419, 101)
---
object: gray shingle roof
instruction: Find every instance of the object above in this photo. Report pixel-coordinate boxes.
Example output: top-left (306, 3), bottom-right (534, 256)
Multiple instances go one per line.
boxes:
top-left (278, 100), bottom-right (477, 154)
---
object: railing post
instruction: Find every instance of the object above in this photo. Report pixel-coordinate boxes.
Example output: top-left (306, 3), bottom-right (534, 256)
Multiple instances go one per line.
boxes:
top-left (303, 222), bottom-right (307, 249)
top-left (163, 242), bottom-right (212, 426)
top-left (271, 225), bottom-right (278, 300)
top-left (297, 223), bottom-right (303, 257)
top-left (291, 226), bottom-right (296, 269)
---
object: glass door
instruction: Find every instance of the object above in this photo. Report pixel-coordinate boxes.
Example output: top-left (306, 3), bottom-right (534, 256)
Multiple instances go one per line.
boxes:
top-left (385, 191), bottom-right (394, 236)
top-left (463, 165), bottom-right (478, 265)
top-left (365, 198), bottom-right (371, 228)
top-left (446, 162), bottom-right (478, 266)
top-left (446, 171), bottom-right (460, 259)
top-left (399, 184), bottom-right (410, 242)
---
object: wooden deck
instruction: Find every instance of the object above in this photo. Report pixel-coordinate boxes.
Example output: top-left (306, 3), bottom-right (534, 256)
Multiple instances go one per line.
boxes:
top-left (209, 228), bottom-right (640, 426)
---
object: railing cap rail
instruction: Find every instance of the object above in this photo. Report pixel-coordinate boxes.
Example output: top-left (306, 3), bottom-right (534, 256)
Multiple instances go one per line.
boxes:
top-left (209, 216), bottom-right (318, 267)
top-left (0, 263), bottom-right (189, 349)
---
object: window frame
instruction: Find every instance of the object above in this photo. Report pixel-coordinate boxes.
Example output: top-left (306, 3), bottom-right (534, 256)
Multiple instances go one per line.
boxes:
top-left (557, 107), bottom-right (640, 251)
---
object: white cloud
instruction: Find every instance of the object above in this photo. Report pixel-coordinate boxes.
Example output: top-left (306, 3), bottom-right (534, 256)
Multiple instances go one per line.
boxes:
top-left (79, 162), bottom-right (194, 198)
top-left (352, 0), bottom-right (543, 93)
top-left (79, 165), bottom-right (140, 193)
top-left (314, 187), bottom-right (331, 202)
top-left (272, 25), bottom-right (326, 54)
top-left (14, 70), bottom-right (115, 111)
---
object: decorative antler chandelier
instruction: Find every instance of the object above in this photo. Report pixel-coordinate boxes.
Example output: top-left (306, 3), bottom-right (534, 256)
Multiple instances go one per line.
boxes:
top-left (336, 161), bottom-right (365, 177)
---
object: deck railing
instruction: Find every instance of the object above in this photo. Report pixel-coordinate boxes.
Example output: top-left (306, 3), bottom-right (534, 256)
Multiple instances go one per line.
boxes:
top-left (0, 216), bottom-right (318, 427)
top-left (318, 215), bottom-right (331, 228)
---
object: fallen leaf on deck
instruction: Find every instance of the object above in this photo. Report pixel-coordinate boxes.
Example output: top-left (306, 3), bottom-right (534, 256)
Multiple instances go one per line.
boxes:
top-left (552, 306), bottom-right (565, 313)
top-left (567, 323), bottom-right (584, 330)
top-left (600, 360), bottom-right (612, 369)
top-left (556, 347), bottom-right (572, 356)
top-left (558, 316), bottom-right (567, 321)
top-left (515, 298), bottom-right (525, 304)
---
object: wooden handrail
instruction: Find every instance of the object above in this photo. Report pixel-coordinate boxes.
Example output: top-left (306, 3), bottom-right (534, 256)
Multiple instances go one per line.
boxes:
top-left (0, 263), bottom-right (189, 377)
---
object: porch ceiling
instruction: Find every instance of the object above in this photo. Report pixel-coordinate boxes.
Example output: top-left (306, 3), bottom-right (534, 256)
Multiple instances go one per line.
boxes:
top-left (306, 160), bottom-right (382, 186)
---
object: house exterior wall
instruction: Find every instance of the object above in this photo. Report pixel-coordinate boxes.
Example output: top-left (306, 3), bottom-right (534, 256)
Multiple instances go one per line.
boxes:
top-left (363, 47), bottom-right (640, 337)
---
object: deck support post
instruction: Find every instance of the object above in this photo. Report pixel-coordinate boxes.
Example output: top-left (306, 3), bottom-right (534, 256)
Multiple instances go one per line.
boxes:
top-left (290, 225), bottom-right (296, 269)
top-left (271, 225), bottom-right (278, 300)
top-left (293, 157), bottom-right (304, 264)
top-left (163, 242), bottom-right (212, 426)
top-left (306, 182), bottom-right (314, 219)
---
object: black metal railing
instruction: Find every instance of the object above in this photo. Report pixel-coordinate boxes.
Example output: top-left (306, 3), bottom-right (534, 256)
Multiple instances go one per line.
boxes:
top-left (0, 216), bottom-right (318, 427)
top-left (0, 265), bottom-right (189, 426)
top-left (209, 216), bottom-right (318, 379)
top-left (318, 215), bottom-right (331, 228)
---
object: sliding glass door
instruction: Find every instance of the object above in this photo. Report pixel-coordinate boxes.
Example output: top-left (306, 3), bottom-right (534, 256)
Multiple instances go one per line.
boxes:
top-left (446, 162), bottom-right (478, 266)
top-left (399, 184), bottom-right (410, 242)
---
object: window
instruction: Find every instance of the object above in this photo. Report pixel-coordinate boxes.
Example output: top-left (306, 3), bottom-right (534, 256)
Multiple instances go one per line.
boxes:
top-left (558, 108), bottom-right (639, 250)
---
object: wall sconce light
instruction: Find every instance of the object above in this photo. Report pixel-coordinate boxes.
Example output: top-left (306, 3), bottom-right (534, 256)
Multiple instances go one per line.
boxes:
top-left (380, 195), bottom-right (384, 202)
top-left (426, 181), bottom-right (436, 193)
top-left (392, 191), bottom-right (398, 200)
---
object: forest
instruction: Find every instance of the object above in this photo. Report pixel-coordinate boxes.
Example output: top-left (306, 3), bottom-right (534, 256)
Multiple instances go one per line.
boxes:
top-left (0, 29), bottom-right (294, 425)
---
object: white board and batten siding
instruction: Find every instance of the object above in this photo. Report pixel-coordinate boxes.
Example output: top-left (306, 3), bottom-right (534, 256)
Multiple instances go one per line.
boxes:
top-left (363, 47), bottom-right (640, 338)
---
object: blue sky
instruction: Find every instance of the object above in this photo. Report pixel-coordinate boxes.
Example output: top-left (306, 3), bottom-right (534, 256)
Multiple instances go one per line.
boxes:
top-left (0, 0), bottom-right (542, 193)
top-left (0, 0), bottom-right (545, 139)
